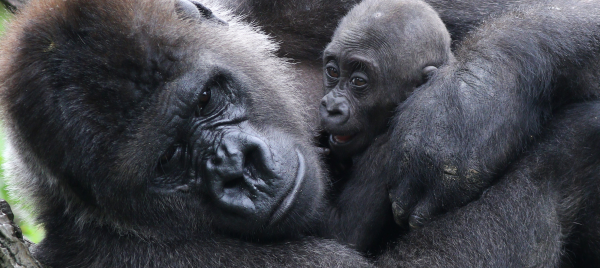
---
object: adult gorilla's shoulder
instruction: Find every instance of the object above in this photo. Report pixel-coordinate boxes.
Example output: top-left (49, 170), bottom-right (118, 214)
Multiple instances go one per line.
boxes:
top-left (0, 0), bottom-right (371, 267)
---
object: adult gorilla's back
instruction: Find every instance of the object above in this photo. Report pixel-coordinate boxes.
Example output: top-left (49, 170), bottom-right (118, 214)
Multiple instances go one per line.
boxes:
top-left (0, 0), bottom-right (371, 266)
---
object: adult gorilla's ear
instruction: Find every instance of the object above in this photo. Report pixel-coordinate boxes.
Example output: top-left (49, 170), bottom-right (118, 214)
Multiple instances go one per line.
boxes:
top-left (176, 0), bottom-right (228, 26)
top-left (420, 66), bottom-right (438, 85)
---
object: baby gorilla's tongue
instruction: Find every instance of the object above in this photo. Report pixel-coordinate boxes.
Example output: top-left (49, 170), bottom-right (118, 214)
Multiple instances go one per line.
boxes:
top-left (333, 135), bottom-right (353, 143)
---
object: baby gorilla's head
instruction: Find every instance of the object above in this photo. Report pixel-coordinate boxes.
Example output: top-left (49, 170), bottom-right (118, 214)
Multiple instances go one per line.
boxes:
top-left (321, 0), bottom-right (453, 157)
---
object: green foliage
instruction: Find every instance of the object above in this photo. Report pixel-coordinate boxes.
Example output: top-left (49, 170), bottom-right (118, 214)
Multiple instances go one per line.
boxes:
top-left (0, 131), bottom-right (45, 244)
top-left (0, 4), bottom-right (9, 33)
top-left (0, 4), bottom-right (46, 243)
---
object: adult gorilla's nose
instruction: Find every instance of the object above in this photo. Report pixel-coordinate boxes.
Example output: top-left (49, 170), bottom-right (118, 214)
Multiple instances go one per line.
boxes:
top-left (205, 131), bottom-right (278, 213)
top-left (320, 93), bottom-right (350, 127)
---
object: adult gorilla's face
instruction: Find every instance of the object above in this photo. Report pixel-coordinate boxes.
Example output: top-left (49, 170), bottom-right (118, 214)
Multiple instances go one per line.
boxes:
top-left (1, 0), bottom-right (325, 240)
top-left (143, 47), bottom-right (324, 236)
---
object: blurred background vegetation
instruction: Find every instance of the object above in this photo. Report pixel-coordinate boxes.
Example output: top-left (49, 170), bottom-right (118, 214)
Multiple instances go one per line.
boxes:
top-left (0, 4), bottom-right (45, 243)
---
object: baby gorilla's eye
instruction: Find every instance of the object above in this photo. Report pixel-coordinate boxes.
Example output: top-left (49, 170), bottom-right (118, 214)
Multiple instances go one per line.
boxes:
top-left (351, 77), bottom-right (367, 86)
top-left (326, 67), bottom-right (340, 78)
top-left (195, 88), bottom-right (212, 117)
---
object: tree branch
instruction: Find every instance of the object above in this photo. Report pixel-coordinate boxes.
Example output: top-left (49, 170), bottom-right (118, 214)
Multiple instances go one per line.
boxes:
top-left (0, 200), bottom-right (45, 268)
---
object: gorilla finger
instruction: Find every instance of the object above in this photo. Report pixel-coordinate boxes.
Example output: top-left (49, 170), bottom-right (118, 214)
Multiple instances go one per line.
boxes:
top-left (389, 178), bottom-right (421, 226)
top-left (408, 194), bottom-right (443, 229)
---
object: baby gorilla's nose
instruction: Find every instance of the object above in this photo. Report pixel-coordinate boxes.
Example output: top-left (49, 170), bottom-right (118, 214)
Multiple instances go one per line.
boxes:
top-left (320, 93), bottom-right (350, 127)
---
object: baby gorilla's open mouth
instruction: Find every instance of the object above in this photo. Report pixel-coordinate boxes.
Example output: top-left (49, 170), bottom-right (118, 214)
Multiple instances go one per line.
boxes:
top-left (331, 134), bottom-right (355, 144)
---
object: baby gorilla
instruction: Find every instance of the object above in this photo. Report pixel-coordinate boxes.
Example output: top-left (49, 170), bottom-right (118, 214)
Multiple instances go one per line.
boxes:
top-left (320, 0), bottom-right (451, 158)
top-left (319, 0), bottom-right (453, 251)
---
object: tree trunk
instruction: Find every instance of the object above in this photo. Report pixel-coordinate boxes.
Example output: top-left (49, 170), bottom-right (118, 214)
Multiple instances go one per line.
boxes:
top-left (0, 200), bottom-right (45, 268)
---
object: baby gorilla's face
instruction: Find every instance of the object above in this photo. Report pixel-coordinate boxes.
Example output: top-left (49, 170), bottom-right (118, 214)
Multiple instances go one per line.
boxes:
top-left (319, 47), bottom-right (398, 158)
top-left (319, 0), bottom-right (451, 159)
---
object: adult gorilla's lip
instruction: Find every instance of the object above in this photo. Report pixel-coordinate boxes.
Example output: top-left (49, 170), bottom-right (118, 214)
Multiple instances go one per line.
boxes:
top-left (330, 134), bottom-right (355, 145)
top-left (269, 148), bottom-right (305, 226)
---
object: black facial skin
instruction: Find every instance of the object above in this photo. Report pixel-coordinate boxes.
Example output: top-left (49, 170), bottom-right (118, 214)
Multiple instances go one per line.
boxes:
top-left (317, 0), bottom-right (452, 251)
top-left (320, 56), bottom-right (395, 157)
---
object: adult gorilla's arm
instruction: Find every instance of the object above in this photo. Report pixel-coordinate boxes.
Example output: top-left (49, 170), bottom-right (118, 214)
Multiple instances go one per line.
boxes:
top-left (379, 101), bottom-right (600, 267)
top-left (389, 0), bottom-right (600, 227)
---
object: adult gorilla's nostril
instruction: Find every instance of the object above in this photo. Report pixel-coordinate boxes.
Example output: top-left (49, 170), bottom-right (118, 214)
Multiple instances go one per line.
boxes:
top-left (211, 140), bottom-right (245, 181)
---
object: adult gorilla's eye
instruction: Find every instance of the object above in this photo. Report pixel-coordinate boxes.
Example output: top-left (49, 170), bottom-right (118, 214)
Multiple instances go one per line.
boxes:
top-left (326, 67), bottom-right (339, 78)
top-left (160, 145), bottom-right (181, 165)
top-left (351, 77), bottom-right (367, 86)
top-left (157, 144), bottom-right (184, 174)
top-left (195, 88), bottom-right (211, 117)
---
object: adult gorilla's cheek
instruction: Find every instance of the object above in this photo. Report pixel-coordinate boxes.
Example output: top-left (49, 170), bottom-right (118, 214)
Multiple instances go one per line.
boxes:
top-left (202, 124), bottom-right (315, 233)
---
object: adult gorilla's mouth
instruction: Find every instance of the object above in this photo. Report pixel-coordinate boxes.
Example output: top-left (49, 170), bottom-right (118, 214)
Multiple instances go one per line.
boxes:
top-left (269, 149), bottom-right (306, 225)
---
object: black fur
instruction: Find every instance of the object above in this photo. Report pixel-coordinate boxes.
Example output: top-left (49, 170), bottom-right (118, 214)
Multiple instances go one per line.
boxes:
top-left (319, 0), bottom-right (451, 161)
top-left (0, 0), bottom-right (372, 267)
top-left (219, 0), bottom-right (531, 60)
top-left (378, 101), bottom-right (600, 267)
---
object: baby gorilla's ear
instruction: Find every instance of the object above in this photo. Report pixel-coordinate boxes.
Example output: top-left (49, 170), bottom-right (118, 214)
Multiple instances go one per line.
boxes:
top-left (421, 66), bottom-right (438, 84)
top-left (415, 66), bottom-right (438, 87)
top-left (176, 0), bottom-right (228, 26)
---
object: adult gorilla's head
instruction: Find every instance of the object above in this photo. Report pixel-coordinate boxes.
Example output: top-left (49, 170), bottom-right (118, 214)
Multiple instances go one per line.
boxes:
top-left (0, 0), bottom-right (325, 240)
